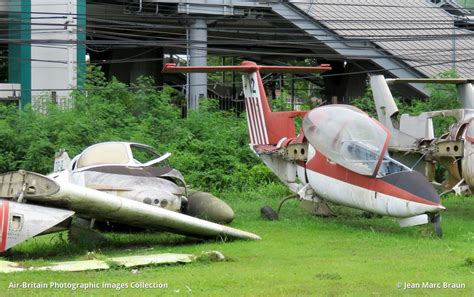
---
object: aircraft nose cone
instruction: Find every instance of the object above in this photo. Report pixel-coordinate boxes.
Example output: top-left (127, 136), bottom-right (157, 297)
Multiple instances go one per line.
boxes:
top-left (380, 171), bottom-right (441, 205)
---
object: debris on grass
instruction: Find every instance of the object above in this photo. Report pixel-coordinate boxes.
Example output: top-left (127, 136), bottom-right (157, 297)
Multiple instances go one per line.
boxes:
top-left (35, 260), bottom-right (110, 272)
top-left (0, 251), bottom-right (225, 273)
top-left (0, 260), bottom-right (25, 273)
top-left (198, 250), bottom-right (226, 262)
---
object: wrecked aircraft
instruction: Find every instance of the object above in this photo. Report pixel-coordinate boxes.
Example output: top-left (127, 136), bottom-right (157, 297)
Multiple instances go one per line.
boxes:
top-left (0, 142), bottom-right (260, 253)
top-left (164, 62), bottom-right (445, 236)
top-left (371, 76), bottom-right (474, 195)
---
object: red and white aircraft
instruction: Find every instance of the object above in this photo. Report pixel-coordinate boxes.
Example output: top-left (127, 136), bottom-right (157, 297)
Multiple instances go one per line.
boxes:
top-left (163, 61), bottom-right (445, 236)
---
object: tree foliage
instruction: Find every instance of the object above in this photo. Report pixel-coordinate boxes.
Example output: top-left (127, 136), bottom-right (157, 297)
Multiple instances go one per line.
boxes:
top-left (0, 66), bottom-right (277, 192)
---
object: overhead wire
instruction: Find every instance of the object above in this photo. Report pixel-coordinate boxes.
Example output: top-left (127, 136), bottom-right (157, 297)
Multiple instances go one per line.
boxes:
top-left (6, 55), bottom-right (474, 93)
top-left (0, 1), bottom-right (472, 89)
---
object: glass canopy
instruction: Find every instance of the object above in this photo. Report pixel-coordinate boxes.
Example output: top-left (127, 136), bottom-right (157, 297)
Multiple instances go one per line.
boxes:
top-left (77, 142), bottom-right (130, 168)
top-left (303, 105), bottom-right (390, 176)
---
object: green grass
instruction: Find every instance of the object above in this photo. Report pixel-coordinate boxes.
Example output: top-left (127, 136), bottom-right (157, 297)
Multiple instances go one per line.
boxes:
top-left (1, 184), bottom-right (473, 296)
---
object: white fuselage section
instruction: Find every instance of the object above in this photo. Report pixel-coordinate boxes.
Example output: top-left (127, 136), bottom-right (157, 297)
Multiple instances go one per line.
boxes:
top-left (305, 168), bottom-right (439, 218)
top-left (258, 152), bottom-right (439, 219)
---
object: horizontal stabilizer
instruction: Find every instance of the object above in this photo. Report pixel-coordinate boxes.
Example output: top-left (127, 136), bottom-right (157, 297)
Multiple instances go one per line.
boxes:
top-left (162, 61), bottom-right (331, 74)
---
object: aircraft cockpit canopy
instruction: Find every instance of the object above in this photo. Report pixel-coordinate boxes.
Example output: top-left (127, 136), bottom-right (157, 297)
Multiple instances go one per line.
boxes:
top-left (75, 142), bottom-right (169, 169)
top-left (303, 105), bottom-right (390, 176)
top-left (77, 142), bottom-right (130, 168)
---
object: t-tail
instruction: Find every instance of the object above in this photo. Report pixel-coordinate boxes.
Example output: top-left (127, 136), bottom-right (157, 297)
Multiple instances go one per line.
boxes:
top-left (162, 61), bottom-right (331, 145)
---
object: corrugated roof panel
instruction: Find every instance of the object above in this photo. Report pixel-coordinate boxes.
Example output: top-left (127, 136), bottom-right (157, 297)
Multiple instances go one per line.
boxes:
top-left (290, 0), bottom-right (474, 77)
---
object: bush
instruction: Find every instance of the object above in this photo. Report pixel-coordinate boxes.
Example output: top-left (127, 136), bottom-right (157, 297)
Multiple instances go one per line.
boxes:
top-left (0, 66), bottom-right (267, 193)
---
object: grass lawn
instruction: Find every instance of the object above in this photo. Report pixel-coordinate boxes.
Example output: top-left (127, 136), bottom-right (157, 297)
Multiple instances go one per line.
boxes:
top-left (0, 184), bottom-right (472, 296)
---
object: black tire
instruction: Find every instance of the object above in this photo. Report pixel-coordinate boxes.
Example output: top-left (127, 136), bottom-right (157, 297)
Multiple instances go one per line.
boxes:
top-left (431, 214), bottom-right (443, 238)
top-left (260, 206), bottom-right (279, 221)
top-left (433, 221), bottom-right (443, 238)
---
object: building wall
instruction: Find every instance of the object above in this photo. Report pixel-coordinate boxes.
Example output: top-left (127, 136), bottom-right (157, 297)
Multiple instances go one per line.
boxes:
top-left (8, 0), bottom-right (85, 108)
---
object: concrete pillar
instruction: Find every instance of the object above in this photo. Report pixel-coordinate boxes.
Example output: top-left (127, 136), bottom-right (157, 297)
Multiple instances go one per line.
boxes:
top-left (188, 19), bottom-right (207, 110)
top-left (458, 83), bottom-right (474, 109)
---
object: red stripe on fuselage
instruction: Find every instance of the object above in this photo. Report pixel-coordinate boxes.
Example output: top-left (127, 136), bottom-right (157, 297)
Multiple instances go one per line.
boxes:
top-left (0, 200), bottom-right (9, 252)
top-left (305, 154), bottom-right (439, 206)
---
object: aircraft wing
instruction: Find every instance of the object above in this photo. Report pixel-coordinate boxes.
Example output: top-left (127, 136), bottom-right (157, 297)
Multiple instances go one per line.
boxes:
top-left (0, 171), bottom-right (261, 245)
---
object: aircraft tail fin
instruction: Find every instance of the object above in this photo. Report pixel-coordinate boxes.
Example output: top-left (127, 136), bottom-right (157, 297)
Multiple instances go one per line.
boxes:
top-left (0, 200), bottom-right (74, 252)
top-left (162, 61), bottom-right (331, 145)
top-left (369, 75), bottom-right (399, 131)
top-left (53, 149), bottom-right (71, 173)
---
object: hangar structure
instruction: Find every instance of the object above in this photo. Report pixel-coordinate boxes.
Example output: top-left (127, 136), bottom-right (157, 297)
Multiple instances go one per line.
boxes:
top-left (1, 0), bottom-right (473, 109)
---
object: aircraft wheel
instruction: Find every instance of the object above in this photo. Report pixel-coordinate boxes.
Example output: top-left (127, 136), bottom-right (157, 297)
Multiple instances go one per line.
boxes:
top-left (431, 213), bottom-right (443, 238)
top-left (260, 206), bottom-right (278, 221)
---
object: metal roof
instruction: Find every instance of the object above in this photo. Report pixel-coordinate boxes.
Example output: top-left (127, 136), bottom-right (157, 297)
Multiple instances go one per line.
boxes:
top-left (290, 0), bottom-right (474, 77)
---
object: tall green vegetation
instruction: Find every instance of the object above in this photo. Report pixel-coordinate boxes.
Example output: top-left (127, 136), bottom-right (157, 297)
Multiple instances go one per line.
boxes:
top-left (0, 66), bottom-right (460, 192)
top-left (0, 66), bottom-right (277, 193)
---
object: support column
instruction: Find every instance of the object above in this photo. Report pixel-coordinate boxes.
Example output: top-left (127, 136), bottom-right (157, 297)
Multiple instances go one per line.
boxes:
top-left (30, 0), bottom-right (84, 108)
top-left (76, 0), bottom-right (87, 89)
top-left (8, 0), bottom-right (31, 108)
top-left (188, 19), bottom-right (207, 110)
top-left (9, 0), bottom-right (85, 109)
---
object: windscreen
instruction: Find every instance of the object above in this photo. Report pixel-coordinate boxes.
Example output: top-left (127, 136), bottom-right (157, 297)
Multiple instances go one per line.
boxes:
top-left (303, 105), bottom-right (389, 176)
top-left (130, 144), bottom-right (169, 167)
top-left (465, 119), bottom-right (474, 143)
top-left (77, 142), bottom-right (129, 168)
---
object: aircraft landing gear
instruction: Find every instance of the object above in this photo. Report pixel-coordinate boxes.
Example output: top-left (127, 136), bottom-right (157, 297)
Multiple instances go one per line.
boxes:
top-left (68, 217), bottom-right (107, 247)
top-left (430, 213), bottom-right (443, 238)
top-left (260, 206), bottom-right (279, 220)
top-left (261, 194), bottom-right (337, 220)
top-left (260, 194), bottom-right (298, 221)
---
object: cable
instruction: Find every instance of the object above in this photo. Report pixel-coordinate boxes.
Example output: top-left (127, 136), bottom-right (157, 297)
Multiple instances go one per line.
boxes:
top-left (6, 56), bottom-right (474, 93)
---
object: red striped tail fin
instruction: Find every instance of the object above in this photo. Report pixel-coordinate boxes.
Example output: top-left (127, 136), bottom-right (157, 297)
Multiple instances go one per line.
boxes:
top-left (162, 61), bottom-right (331, 145)
top-left (241, 68), bottom-right (270, 145)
